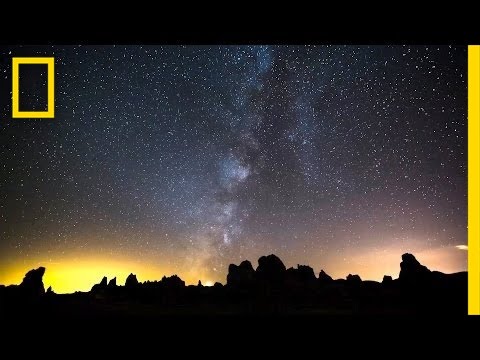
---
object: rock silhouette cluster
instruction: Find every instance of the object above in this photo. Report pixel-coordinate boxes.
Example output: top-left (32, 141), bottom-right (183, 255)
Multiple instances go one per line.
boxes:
top-left (0, 253), bottom-right (467, 317)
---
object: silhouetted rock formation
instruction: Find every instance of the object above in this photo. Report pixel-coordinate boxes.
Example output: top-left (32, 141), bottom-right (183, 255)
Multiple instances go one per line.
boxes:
top-left (295, 265), bottom-right (316, 281)
top-left (318, 270), bottom-right (333, 283)
top-left (227, 260), bottom-right (255, 288)
top-left (286, 265), bottom-right (316, 284)
top-left (91, 276), bottom-right (108, 292)
top-left (382, 275), bottom-right (393, 284)
top-left (399, 253), bottom-right (431, 284)
top-left (161, 275), bottom-right (185, 288)
top-left (0, 253), bottom-right (468, 317)
top-left (284, 265), bottom-right (318, 297)
top-left (125, 274), bottom-right (138, 288)
top-left (346, 274), bottom-right (362, 284)
top-left (256, 254), bottom-right (286, 287)
top-left (19, 267), bottom-right (46, 297)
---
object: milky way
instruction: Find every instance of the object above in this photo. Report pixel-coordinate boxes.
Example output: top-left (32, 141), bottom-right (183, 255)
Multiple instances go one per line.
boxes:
top-left (0, 45), bottom-right (467, 292)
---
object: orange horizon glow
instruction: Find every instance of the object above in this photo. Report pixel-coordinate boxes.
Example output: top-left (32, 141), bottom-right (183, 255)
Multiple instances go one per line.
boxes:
top-left (0, 243), bottom-right (467, 294)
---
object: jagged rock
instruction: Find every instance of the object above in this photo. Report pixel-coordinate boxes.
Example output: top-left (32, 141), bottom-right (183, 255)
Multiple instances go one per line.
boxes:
top-left (20, 267), bottom-right (46, 296)
top-left (227, 260), bottom-right (255, 288)
top-left (382, 275), bottom-right (393, 284)
top-left (346, 274), bottom-right (362, 284)
top-left (161, 275), bottom-right (185, 288)
top-left (297, 265), bottom-right (316, 282)
top-left (399, 253), bottom-right (431, 283)
top-left (125, 273), bottom-right (139, 288)
top-left (286, 265), bottom-right (316, 283)
top-left (197, 280), bottom-right (203, 287)
top-left (46, 286), bottom-right (54, 295)
top-left (256, 254), bottom-right (286, 286)
top-left (318, 270), bottom-right (333, 283)
top-left (91, 276), bottom-right (108, 292)
top-left (108, 277), bottom-right (117, 287)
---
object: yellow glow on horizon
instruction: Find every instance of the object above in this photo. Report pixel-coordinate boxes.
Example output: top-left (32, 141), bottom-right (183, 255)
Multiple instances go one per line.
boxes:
top-left (0, 255), bottom-right (207, 294)
top-left (0, 239), bottom-right (467, 294)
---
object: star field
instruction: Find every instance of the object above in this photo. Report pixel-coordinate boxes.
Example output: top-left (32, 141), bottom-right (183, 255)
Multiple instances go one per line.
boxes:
top-left (0, 45), bottom-right (467, 292)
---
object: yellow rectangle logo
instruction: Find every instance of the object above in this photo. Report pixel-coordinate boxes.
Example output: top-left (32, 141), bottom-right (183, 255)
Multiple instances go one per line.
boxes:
top-left (12, 57), bottom-right (55, 118)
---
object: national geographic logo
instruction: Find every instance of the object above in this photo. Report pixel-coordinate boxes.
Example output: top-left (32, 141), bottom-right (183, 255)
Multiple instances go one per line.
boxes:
top-left (11, 57), bottom-right (55, 118)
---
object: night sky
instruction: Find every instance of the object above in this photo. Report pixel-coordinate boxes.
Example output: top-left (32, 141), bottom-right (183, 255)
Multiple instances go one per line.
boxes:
top-left (0, 45), bottom-right (467, 293)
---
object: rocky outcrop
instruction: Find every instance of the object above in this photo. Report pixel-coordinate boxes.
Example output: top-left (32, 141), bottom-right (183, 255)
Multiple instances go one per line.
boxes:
top-left (91, 276), bottom-right (108, 293)
top-left (256, 254), bottom-right (286, 285)
top-left (286, 265), bottom-right (316, 283)
top-left (318, 270), bottom-right (333, 283)
top-left (125, 273), bottom-right (139, 288)
top-left (19, 267), bottom-right (46, 296)
top-left (346, 274), bottom-right (362, 284)
top-left (227, 260), bottom-right (255, 288)
top-left (382, 275), bottom-right (393, 284)
top-left (161, 275), bottom-right (185, 288)
top-left (399, 253), bottom-right (431, 284)
top-left (108, 277), bottom-right (117, 287)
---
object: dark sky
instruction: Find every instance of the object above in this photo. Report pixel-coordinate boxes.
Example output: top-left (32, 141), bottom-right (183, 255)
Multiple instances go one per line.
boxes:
top-left (0, 45), bottom-right (467, 292)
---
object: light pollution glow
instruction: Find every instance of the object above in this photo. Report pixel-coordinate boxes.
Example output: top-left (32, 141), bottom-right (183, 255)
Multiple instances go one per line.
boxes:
top-left (0, 242), bottom-right (467, 294)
